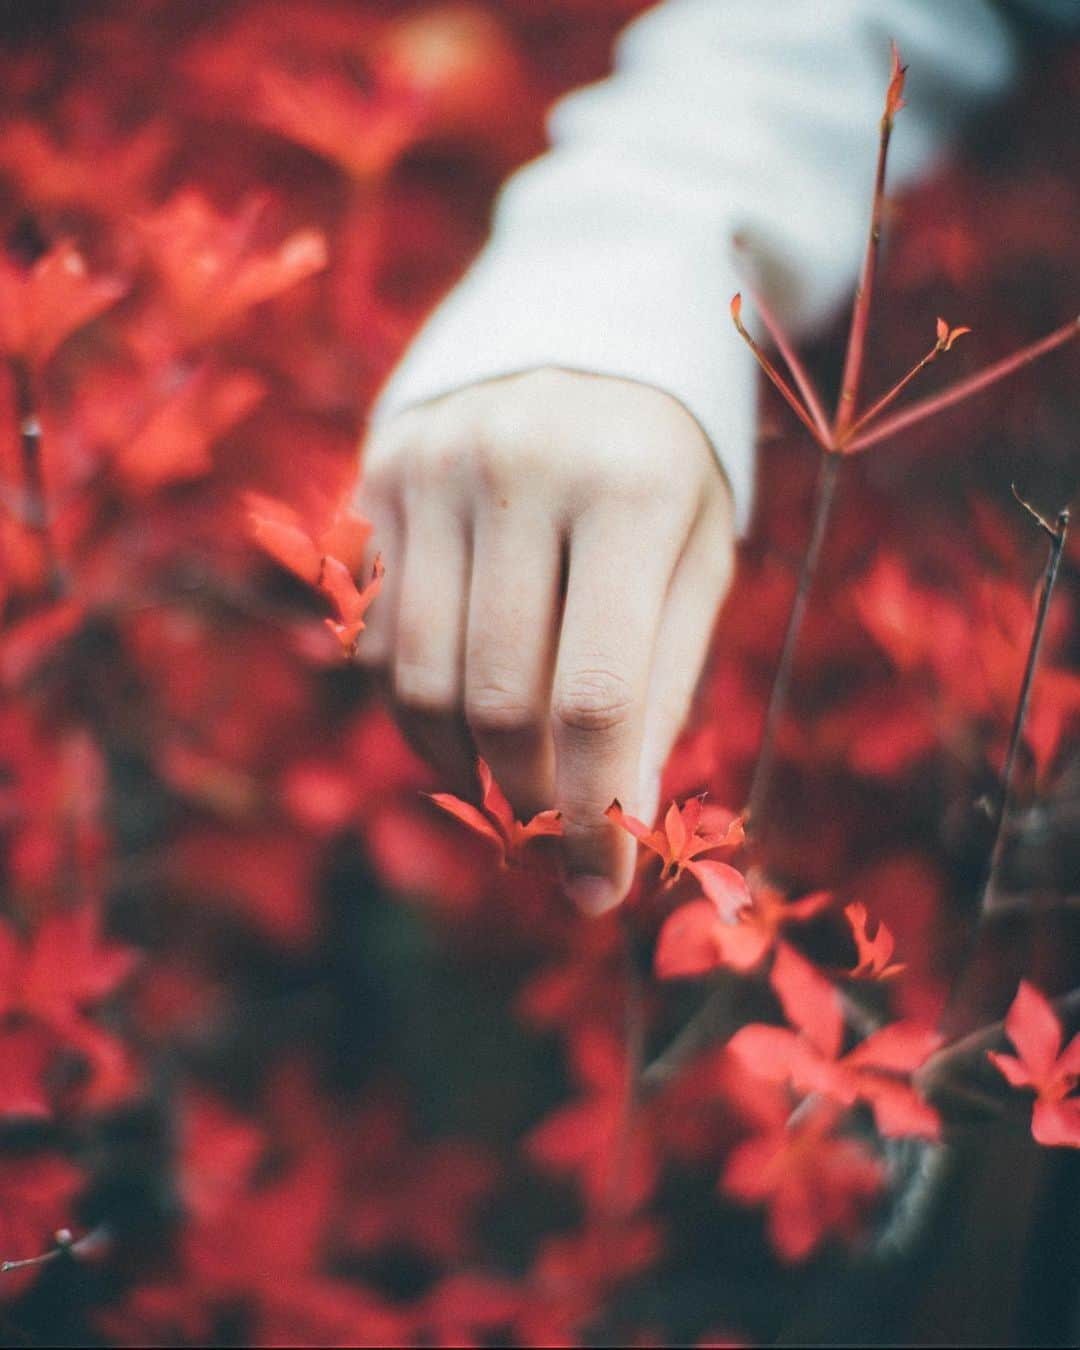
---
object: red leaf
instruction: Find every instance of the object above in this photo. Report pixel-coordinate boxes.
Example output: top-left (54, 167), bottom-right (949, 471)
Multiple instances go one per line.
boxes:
top-left (0, 1028), bottom-right (52, 1119)
top-left (726, 1025), bottom-right (810, 1085)
top-left (844, 1021), bottom-right (942, 1074)
top-left (0, 600), bottom-right (84, 688)
top-left (769, 942), bottom-right (844, 1061)
top-left (687, 859), bottom-right (752, 923)
top-left (717, 922), bottom-right (774, 973)
top-left (664, 799), bottom-right (687, 859)
top-left (320, 554), bottom-right (366, 622)
top-left (478, 756), bottom-right (515, 839)
top-left (605, 798), bottom-right (666, 852)
top-left (1004, 980), bottom-right (1061, 1085)
top-left (986, 1051), bottom-right (1035, 1090)
top-left (515, 808), bottom-right (564, 849)
top-left (988, 982), bottom-right (1080, 1149)
top-left (720, 1103), bottom-right (884, 1263)
top-left (935, 317), bottom-right (971, 352)
top-left (251, 514), bottom-right (323, 586)
top-left (844, 901), bottom-right (906, 979)
top-left (116, 368), bottom-right (265, 493)
top-left (250, 501), bottom-right (384, 654)
top-left (427, 792), bottom-right (505, 855)
top-left (655, 900), bottom-right (729, 980)
top-left (606, 795), bottom-right (744, 883)
top-left (16, 906), bottom-right (138, 1029)
top-left (428, 758), bottom-right (561, 868)
top-left (1032, 1098), bottom-right (1080, 1149)
top-left (327, 557), bottom-right (384, 654)
top-left (862, 1078), bottom-right (941, 1140)
top-left (140, 191), bottom-right (327, 341)
top-left (0, 240), bottom-right (126, 367)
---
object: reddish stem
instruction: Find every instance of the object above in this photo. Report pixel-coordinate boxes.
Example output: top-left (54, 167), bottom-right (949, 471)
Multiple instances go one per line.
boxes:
top-left (834, 107), bottom-right (898, 438)
top-left (738, 283), bottom-right (834, 446)
top-left (983, 502), bottom-right (1070, 911)
top-left (843, 337), bottom-right (944, 444)
top-left (941, 499), bottom-right (1070, 1037)
top-left (731, 297), bottom-right (829, 448)
top-left (745, 448), bottom-right (842, 831)
top-left (845, 317), bottom-right (1080, 454)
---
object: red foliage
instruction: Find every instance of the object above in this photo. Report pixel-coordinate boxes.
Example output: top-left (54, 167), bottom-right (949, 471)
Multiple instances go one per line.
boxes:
top-left (728, 944), bottom-right (942, 1140)
top-left (607, 796), bottom-right (747, 912)
top-left (0, 5), bottom-right (1075, 1346)
top-left (843, 901), bottom-right (906, 981)
top-left (429, 755), bottom-right (563, 867)
top-left (721, 1098), bottom-right (886, 1263)
top-left (988, 982), bottom-right (1080, 1148)
top-left (656, 875), bottom-right (830, 978)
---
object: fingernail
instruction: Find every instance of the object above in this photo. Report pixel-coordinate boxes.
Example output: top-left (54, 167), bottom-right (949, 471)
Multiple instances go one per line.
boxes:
top-left (564, 874), bottom-right (619, 917)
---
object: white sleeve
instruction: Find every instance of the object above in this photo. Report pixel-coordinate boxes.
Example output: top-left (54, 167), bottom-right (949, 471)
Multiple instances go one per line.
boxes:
top-left (369, 0), bottom-right (1018, 533)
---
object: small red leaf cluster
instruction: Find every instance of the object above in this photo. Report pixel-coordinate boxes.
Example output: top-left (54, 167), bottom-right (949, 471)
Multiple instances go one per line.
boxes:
top-left (429, 756), bottom-right (562, 867)
top-left (988, 982), bottom-right (1080, 1148)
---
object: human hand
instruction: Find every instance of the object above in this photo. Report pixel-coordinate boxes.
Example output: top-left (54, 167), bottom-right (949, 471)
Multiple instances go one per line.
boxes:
top-left (355, 368), bottom-right (735, 913)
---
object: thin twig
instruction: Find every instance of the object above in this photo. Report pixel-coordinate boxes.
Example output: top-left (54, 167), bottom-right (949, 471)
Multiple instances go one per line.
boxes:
top-left (844, 317), bottom-right (1080, 454)
top-left (981, 498), bottom-right (1069, 914)
top-left (735, 279), bottom-right (833, 445)
top-left (843, 335), bottom-right (947, 443)
top-left (834, 45), bottom-right (906, 439)
top-left (730, 296), bottom-right (830, 448)
top-left (1, 1226), bottom-right (108, 1275)
top-left (745, 449), bottom-right (842, 830)
top-left (942, 498), bottom-right (1070, 1034)
top-left (639, 454), bottom-right (843, 1091)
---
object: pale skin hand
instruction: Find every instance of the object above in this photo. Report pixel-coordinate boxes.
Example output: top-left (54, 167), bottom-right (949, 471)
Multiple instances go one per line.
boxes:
top-left (355, 368), bottom-right (736, 914)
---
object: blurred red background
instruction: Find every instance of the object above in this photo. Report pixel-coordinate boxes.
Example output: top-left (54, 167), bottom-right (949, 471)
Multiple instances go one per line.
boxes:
top-left (0, 3), bottom-right (1077, 1345)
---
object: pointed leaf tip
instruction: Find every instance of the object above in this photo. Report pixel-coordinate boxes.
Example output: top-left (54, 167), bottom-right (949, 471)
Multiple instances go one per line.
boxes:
top-left (885, 41), bottom-right (907, 122)
top-left (936, 318), bottom-right (972, 352)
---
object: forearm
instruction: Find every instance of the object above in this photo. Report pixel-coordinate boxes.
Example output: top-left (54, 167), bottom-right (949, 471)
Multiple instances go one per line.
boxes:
top-left (371, 0), bottom-right (1018, 533)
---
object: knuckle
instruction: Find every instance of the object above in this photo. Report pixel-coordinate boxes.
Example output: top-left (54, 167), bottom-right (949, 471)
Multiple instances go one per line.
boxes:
top-left (405, 420), bottom-right (535, 498)
top-left (553, 667), bottom-right (635, 736)
top-left (471, 434), bottom-right (512, 493)
top-left (393, 661), bottom-right (456, 717)
top-left (471, 417), bottom-right (537, 493)
top-left (411, 433), bottom-right (469, 485)
top-left (465, 679), bottom-right (541, 737)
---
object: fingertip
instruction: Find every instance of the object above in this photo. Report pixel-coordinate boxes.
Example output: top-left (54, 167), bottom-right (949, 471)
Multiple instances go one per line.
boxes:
top-left (564, 873), bottom-right (620, 917)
